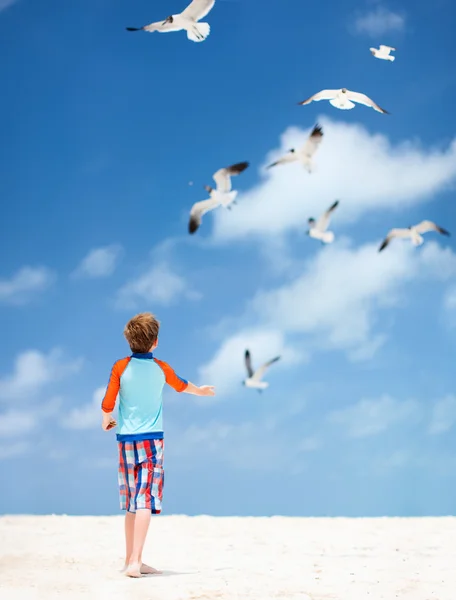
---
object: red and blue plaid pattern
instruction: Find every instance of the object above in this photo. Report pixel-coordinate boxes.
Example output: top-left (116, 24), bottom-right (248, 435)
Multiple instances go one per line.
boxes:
top-left (117, 439), bottom-right (164, 514)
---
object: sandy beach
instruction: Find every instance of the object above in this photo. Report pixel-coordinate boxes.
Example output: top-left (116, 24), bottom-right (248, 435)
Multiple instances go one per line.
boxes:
top-left (0, 515), bottom-right (455, 599)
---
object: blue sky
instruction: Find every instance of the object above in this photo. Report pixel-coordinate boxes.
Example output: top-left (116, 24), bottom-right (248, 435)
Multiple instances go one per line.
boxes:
top-left (1, 0), bottom-right (456, 517)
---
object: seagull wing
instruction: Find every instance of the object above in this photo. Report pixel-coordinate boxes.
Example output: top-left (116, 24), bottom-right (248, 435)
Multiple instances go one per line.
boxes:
top-left (315, 200), bottom-right (339, 232)
top-left (300, 124), bottom-right (324, 158)
top-left (380, 45), bottom-right (395, 52)
top-left (298, 89), bottom-right (339, 105)
top-left (181, 0), bottom-right (216, 20)
top-left (188, 196), bottom-right (220, 233)
top-left (267, 153), bottom-right (297, 169)
top-left (414, 220), bottom-right (450, 236)
top-left (244, 350), bottom-right (254, 378)
top-left (348, 91), bottom-right (389, 114)
top-left (134, 20), bottom-right (183, 32)
top-left (252, 356), bottom-right (281, 382)
top-left (378, 228), bottom-right (411, 252)
top-left (212, 161), bottom-right (249, 193)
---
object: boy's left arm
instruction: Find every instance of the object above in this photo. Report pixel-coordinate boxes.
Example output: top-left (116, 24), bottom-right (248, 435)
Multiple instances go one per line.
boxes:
top-left (154, 359), bottom-right (215, 397)
top-left (154, 358), bottom-right (189, 393)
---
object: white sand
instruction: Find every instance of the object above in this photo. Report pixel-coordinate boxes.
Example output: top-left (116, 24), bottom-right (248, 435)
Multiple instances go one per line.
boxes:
top-left (0, 516), bottom-right (455, 599)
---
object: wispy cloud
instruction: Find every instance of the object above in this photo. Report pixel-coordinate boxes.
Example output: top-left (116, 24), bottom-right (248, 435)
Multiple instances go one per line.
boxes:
top-left (353, 5), bottom-right (405, 37)
top-left (198, 241), bottom-right (456, 397)
top-left (429, 395), bottom-right (456, 435)
top-left (212, 118), bottom-right (456, 242)
top-left (0, 398), bottom-right (62, 439)
top-left (328, 395), bottom-right (421, 438)
top-left (443, 286), bottom-right (456, 326)
top-left (0, 442), bottom-right (29, 460)
top-left (73, 245), bottom-right (123, 279)
top-left (168, 404), bottom-right (309, 473)
top-left (115, 240), bottom-right (200, 309)
top-left (0, 349), bottom-right (83, 403)
top-left (0, 0), bottom-right (19, 13)
top-left (116, 263), bottom-right (197, 309)
top-left (199, 329), bottom-right (305, 398)
top-left (0, 266), bottom-right (55, 305)
top-left (61, 387), bottom-right (106, 430)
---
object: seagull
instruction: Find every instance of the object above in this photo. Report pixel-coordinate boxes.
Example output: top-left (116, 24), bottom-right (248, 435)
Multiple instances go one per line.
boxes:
top-left (370, 45), bottom-right (396, 61)
top-left (298, 88), bottom-right (389, 114)
top-left (267, 124), bottom-right (323, 173)
top-left (379, 220), bottom-right (450, 252)
top-left (188, 161), bottom-right (249, 234)
top-left (243, 350), bottom-right (280, 392)
top-left (307, 200), bottom-right (339, 244)
top-left (126, 0), bottom-right (215, 43)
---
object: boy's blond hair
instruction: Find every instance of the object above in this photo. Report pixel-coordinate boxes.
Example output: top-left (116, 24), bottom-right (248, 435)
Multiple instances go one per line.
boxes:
top-left (124, 313), bottom-right (160, 354)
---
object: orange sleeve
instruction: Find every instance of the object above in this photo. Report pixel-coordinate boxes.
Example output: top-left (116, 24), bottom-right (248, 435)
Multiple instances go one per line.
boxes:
top-left (101, 357), bottom-right (130, 413)
top-left (154, 358), bottom-right (188, 392)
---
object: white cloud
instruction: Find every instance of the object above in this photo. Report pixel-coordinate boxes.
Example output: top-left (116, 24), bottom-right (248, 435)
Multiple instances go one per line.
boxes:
top-left (116, 262), bottom-right (198, 309)
top-left (73, 245), bottom-right (123, 279)
top-left (429, 395), bottom-right (456, 435)
top-left (443, 286), bottom-right (456, 326)
top-left (198, 241), bottom-right (456, 393)
top-left (169, 403), bottom-right (309, 472)
top-left (0, 349), bottom-right (83, 403)
top-left (250, 241), bottom-right (455, 354)
top-left (0, 410), bottom-right (37, 437)
top-left (211, 118), bottom-right (456, 242)
top-left (354, 5), bottom-right (405, 37)
top-left (0, 266), bottom-right (55, 305)
top-left (0, 398), bottom-right (61, 438)
top-left (61, 386), bottom-right (107, 430)
top-left (328, 394), bottom-right (421, 438)
top-left (298, 436), bottom-right (322, 452)
top-left (445, 287), bottom-right (456, 310)
top-left (0, 0), bottom-right (19, 13)
top-left (198, 329), bottom-right (305, 398)
top-left (0, 442), bottom-right (29, 460)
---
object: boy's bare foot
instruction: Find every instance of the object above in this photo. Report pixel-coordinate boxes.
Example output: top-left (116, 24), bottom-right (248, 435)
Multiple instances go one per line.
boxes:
top-left (123, 562), bottom-right (162, 577)
top-left (125, 562), bottom-right (142, 578)
top-left (140, 563), bottom-right (162, 575)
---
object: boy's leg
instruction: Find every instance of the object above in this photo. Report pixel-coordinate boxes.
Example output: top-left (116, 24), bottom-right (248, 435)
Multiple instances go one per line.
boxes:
top-left (126, 508), bottom-right (152, 576)
top-left (124, 512), bottom-right (160, 575)
top-left (125, 440), bottom-right (164, 578)
top-left (124, 511), bottom-right (135, 568)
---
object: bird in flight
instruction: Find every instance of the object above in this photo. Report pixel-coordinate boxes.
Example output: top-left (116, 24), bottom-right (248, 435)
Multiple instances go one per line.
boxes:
top-left (243, 350), bottom-right (281, 392)
top-left (298, 88), bottom-right (389, 114)
top-left (267, 124), bottom-right (324, 173)
top-left (379, 220), bottom-right (450, 252)
top-left (188, 161), bottom-right (249, 234)
top-left (307, 200), bottom-right (339, 244)
top-left (370, 45), bottom-right (396, 61)
top-left (126, 0), bottom-right (215, 43)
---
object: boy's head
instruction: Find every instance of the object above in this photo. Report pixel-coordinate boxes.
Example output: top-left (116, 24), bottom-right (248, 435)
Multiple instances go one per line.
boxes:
top-left (124, 312), bottom-right (160, 354)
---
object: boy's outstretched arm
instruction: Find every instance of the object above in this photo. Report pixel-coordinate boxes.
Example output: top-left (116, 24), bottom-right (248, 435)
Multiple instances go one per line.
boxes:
top-left (184, 382), bottom-right (216, 397)
top-left (154, 358), bottom-right (216, 397)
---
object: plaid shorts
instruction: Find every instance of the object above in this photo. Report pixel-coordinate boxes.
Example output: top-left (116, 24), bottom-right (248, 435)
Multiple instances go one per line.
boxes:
top-left (117, 438), bottom-right (164, 514)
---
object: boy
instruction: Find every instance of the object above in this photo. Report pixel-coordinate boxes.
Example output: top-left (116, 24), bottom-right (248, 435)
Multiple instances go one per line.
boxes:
top-left (101, 312), bottom-right (215, 578)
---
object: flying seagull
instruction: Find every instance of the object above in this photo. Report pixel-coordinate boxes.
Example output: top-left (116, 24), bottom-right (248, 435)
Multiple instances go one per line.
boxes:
top-left (243, 350), bottom-right (281, 392)
top-left (307, 200), bottom-right (339, 244)
top-left (188, 161), bottom-right (249, 234)
top-left (379, 220), bottom-right (450, 252)
top-left (298, 88), bottom-right (389, 114)
top-left (126, 0), bottom-right (215, 43)
top-left (370, 45), bottom-right (396, 61)
top-left (267, 124), bottom-right (323, 173)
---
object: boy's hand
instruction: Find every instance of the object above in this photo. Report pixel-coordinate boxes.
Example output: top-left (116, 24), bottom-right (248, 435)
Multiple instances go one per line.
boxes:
top-left (102, 412), bottom-right (117, 431)
top-left (198, 385), bottom-right (215, 397)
